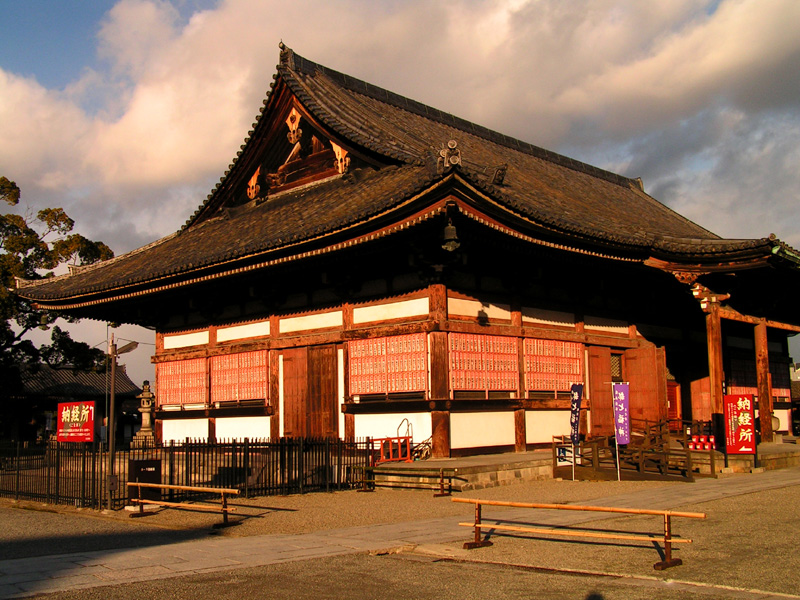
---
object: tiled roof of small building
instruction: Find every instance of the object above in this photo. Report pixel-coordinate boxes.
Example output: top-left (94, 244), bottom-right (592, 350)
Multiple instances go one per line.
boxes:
top-left (17, 44), bottom-right (797, 304)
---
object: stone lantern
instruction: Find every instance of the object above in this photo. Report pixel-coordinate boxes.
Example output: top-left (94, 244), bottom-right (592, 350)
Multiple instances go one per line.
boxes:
top-left (131, 380), bottom-right (156, 447)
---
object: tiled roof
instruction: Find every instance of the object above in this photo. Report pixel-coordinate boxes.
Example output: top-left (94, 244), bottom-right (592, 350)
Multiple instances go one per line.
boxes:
top-left (17, 44), bottom-right (798, 305)
top-left (18, 364), bottom-right (140, 399)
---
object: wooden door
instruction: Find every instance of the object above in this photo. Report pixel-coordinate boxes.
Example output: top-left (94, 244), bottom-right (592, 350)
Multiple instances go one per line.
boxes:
top-left (307, 345), bottom-right (338, 438)
top-left (282, 345), bottom-right (339, 438)
top-left (282, 347), bottom-right (308, 438)
top-left (667, 380), bottom-right (681, 428)
top-left (588, 347), bottom-right (613, 437)
top-left (624, 346), bottom-right (667, 426)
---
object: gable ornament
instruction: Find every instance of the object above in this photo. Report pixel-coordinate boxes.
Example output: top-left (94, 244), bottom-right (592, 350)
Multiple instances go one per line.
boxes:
top-left (286, 107), bottom-right (303, 145)
top-left (437, 140), bottom-right (461, 174)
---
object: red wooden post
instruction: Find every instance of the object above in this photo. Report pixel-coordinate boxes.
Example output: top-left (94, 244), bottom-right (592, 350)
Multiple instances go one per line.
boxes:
top-left (654, 513), bottom-right (682, 570)
top-left (755, 320), bottom-right (773, 442)
top-left (463, 501), bottom-right (493, 549)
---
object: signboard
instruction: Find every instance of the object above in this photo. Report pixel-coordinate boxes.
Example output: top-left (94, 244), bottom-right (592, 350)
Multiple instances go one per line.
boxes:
top-left (612, 383), bottom-right (630, 445)
top-left (556, 445), bottom-right (574, 466)
top-left (56, 401), bottom-right (95, 442)
top-left (724, 394), bottom-right (756, 454)
top-left (569, 383), bottom-right (584, 446)
top-left (128, 459), bottom-right (161, 502)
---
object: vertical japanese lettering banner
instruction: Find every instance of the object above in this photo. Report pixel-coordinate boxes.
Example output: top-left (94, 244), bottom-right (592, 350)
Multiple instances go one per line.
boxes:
top-left (612, 383), bottom-right (630, 445)
top-left (569, 383), bottom-right (583, 446)
top-left (56, 401), bottom-right (95, 442)
top-left (724, 394), bottom-right (756, 454)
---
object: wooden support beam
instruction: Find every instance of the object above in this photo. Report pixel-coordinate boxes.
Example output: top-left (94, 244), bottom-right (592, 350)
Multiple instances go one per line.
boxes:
top-left (705, 304), bottom-right (724, 417)
top-left (755, 320), bottom-right (774, 442)
top-left (514, 408), bottom-right (526, 453)
top-left (717, 306), bottom-right (800, 333)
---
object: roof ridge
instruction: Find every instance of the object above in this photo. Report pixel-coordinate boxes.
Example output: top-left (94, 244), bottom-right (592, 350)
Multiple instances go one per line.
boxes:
top-left (281, 45), bottom-right (640, 191)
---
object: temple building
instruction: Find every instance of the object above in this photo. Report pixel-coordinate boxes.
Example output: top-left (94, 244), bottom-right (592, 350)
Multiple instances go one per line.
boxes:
top-left (18, 44), bottom-right (800, 457)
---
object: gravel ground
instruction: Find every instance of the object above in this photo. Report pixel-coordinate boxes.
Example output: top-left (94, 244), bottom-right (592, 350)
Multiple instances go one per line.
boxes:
top-left (434, 483), bottom-right (800, 596)
top-left (3, 476), bottom-right (799, 598)
top-left (1, 478), bottom-right (673, 553)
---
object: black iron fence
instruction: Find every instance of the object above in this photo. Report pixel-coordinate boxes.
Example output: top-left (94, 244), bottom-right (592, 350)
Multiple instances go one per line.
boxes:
top-left (0, 437), bottom-right (370, 509)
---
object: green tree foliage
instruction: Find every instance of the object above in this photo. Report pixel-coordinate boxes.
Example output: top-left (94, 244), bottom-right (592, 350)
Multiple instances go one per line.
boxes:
top-left (1, 176), bottom-right (114, 374)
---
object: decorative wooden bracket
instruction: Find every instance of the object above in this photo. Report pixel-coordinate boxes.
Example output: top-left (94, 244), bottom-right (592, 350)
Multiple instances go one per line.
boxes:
top-left (331, 142), bottom-right (350, 174)
top-left (247, 166), bottom-right (261, 200)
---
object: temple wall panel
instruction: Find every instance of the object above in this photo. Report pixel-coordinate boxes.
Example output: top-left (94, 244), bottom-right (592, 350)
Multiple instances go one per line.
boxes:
top-left (525, 410), bottom-right (570, 444)
top-left (214, 416), bottom-right (272, 440)
top-left (217, 321), bottom-right (270, 343)
top-left (450, 411), bottom-right (515, 449)
top-left (353, 412), bottom-right (432, 442)
top-left (163, 330), bottom-right (209, 349)
top-left (162, 418), bottom-right (209, 443)
top-left (353, 297), bottom-right (429, 324)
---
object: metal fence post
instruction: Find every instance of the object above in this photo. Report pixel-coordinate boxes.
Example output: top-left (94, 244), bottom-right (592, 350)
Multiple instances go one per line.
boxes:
top-left (243, 438), bottom-right (250, 498)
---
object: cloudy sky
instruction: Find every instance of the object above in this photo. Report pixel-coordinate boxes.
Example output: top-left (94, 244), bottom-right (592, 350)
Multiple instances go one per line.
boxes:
top-left (2, 0), bottom-right (800, 382)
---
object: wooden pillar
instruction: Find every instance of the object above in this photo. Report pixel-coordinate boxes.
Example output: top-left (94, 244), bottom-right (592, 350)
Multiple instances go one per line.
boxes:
top-left (269, 350), bottom-right (281, 440)
top-left (755, 320), bottom-right (774, 442)
top-left (429, 283), bottom-right (447, 323)
top-left (705, 304), bottom-right (724, 416)
top-left (431, 410), bottom-right (451, 459)
top-left (429, 330), bottom-right (450, 458)
top-left (344, 413), bottom-right (355, 441)
top-left (514, 409), bottom-right (526, 453)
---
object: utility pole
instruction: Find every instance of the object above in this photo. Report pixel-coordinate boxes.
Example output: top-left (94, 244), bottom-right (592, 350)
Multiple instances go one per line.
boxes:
top-left (106, 334), bottom-right (138, 511)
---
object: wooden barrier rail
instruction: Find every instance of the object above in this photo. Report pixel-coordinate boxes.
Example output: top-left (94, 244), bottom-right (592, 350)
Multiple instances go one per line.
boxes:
top-left (127, 482), bottom-right (240, 526)
top-left (354, 466), bottom-right (459, 496)
top-left (453, 498), bottom-right (706, 570)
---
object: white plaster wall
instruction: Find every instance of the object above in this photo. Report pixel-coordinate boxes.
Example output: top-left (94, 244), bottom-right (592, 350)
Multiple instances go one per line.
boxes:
top-left (451, 411), bottom-right (515, 449)
top-left (280, 311), bottom-right (342, 333)
top-left (162, 419), bottom-right (209, 443)
top-left (217, 321), bottom-right (270, 342)
top-left (214, 416), bottom-right (271, 440)
top-left (525, 410), bottom-right (571, 444)
top-left (448, 298), bottom-right (511, 321)
top-left (354, 412), bottom-right (432, 443)
top-left (775, 409), bottom-right (791, 433)
top-left (163, 331), bottom-right (209, 349)
top-left (353, 297), bottom-right (429, 324)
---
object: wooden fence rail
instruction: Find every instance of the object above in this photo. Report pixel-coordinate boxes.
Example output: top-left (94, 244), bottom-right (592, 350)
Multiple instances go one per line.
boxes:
top-left (453, 497), bottom-right (706, 570)
top-left (127, 481), bottom-right (240, 526)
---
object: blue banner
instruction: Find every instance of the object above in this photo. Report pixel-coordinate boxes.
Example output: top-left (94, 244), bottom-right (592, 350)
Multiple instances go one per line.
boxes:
top-left (612, 383), bottom-right (630, 445)
top-left (569, 383), bottom-right (583, 446)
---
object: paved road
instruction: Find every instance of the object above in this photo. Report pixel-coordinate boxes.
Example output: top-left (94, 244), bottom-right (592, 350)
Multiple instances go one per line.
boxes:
top-left (3, 467), bottom-right (800, 599)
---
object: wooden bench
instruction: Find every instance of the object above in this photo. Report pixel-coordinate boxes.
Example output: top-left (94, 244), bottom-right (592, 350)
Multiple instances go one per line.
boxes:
top-left (354, 466), bottom-right (460, 496)
top-left (127, 482), bottom-right (240, 526)
top-left (453, 497), bottom-right (706, 570)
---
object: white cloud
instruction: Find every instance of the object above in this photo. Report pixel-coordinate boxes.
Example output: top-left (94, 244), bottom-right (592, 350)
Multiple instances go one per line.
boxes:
top-left (0, 0), bottom-right (798, 256)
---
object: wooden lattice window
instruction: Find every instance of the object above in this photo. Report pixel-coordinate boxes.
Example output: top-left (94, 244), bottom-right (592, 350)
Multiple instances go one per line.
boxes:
top-left (349, 333), bottom-right (428, 396)
top-left (156, 358), bottom-right (208, 407)
top-left (449, 333), bottom-right (518, 392)
top-left (523, 339), bottom-right (583, 392)
top-left (210, 350), bottom-right (268, 404)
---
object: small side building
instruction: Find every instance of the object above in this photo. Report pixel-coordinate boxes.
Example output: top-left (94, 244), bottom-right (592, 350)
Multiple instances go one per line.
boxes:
top-left (18, 45), bottom-right (800, 457)
top-left (6, 364), bottom-right (141, 442)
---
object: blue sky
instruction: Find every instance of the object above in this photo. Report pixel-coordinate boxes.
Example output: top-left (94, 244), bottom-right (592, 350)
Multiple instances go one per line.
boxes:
top-left (2, 0), bottom-right (800, 381)
top-left (0, 2), bottom-right (112, 89)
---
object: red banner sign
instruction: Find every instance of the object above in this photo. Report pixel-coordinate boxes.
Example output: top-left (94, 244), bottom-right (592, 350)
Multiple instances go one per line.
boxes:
top-left (724, 394), bottom-right (756, 454)
top-left (56, 401), bottom-right (95, 442)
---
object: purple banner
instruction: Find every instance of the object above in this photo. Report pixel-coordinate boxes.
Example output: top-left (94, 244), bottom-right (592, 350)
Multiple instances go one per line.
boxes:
top-left (569, 383), bottom-right (583, 446)
top-left (612, 383), bottom-right (630, 445)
